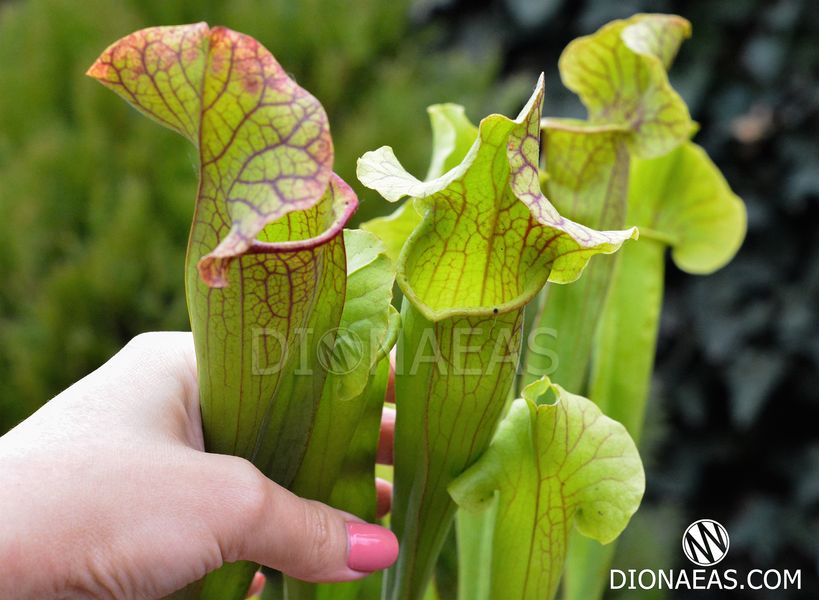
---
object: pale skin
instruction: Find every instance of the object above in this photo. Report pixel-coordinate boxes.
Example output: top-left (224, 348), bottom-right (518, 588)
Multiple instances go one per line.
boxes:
top-left (0, 332), bottom-right (396, 599)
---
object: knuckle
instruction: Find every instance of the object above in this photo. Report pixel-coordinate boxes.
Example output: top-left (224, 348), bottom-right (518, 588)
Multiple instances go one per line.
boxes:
top-left (233, 459), bottom-right (271, 521)
top-left (121, 332), bottom-right (167, 366)
top-left (297, 501), bottom-right (338, 578)
top-left (123, 331), bottom-right (189, 361)
top-left (216, 457), bottom-right (271, 562)
top-left (119, 332), bottom-right (195, 392)
top-left (125, 332), bottom-right (160, 352)
top-left (63, 547), bottom-right (130, 600)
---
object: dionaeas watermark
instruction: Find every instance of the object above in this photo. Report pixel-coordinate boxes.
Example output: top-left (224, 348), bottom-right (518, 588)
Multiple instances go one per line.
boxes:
top-left (610, 519), bottom-right (802, 593)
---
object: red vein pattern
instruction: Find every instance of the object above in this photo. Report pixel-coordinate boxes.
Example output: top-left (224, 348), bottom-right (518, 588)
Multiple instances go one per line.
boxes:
top-left (88, 23), bottom-right (339, 286)
top-left (89, 24), bottom-right (358, 596)
top-left (559, 14), bottom-right (693, 158)
top-left (450, 382), bottom-right (644, 600)
top-left (358, 75), bottom-right (636, 600)
top-left (87, 17), bottom-right (361, 558)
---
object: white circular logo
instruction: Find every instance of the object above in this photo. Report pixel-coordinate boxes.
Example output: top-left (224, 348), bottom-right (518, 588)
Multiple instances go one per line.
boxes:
top-left (682, 519), bottom-right (730, 566)
top-left (317, 327), bottom-right (364, 375)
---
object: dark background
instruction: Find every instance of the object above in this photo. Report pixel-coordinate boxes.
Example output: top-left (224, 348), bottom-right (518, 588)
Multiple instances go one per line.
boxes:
top-left (0, 0), bottom-right (816, 597)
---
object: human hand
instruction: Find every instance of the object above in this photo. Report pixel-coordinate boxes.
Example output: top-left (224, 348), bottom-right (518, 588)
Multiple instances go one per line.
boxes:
top-left (0, 332), bottom-right (398, 599)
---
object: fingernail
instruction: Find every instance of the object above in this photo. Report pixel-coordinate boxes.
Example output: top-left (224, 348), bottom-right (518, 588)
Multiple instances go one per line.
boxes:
top-left (346, 522), bottom-right (399, 572)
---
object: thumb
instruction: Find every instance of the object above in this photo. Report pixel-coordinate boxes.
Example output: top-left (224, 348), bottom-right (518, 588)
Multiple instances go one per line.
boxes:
top-left (209, 456), bottom-right (399, 582)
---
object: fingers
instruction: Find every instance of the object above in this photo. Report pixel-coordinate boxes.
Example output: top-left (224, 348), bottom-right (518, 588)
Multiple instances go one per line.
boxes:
top-left (376, 478), bottom-right (392, 519)
top-left (377, 406), bottom-right (395, 465)
top-left (377, 348), bottom-right (395, 465)
top-left (384, 349), bottom-right (396, 405)
top-left (211, 457), bottom-right (398, 583)
top-left (246, 571), bottom-right (265, 598)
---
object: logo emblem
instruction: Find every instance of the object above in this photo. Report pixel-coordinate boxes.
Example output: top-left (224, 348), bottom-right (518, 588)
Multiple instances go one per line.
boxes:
top-left (317, 327), bottom-right (364, 375)
top-left (682, 519), bottom-right (730, 566)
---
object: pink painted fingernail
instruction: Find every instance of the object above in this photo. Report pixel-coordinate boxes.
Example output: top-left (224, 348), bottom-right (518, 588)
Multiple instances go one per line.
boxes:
top-left (346, 522), bottom-right (399, 572)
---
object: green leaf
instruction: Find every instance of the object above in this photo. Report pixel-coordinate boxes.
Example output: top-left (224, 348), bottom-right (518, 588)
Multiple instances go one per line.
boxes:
top-left (628, 142), bottom-right (747, 274)
top-left (316, 354), bottom-right (394, 600)
top-left (563, 142), bottom-right (747, 600)
top-left (524, 13), bottom-right (695, 393)
top-left (291, 349), bottom-right (396, 600)
top-left (358, 76), bottom-right (635, 600)
top-left (424, 103), bottom-right (480, 180)
top-left (449, 378), bottom-right (645, 600)
top-left (455, 497), bottom-right (497, 600)
top-left (583, 140), bottom-right (746, 464)
top-left (561, 237), bottom-right (664, 600)
top-left (88, 24), bottom-right (357, 600)
top-left (531, 17), bottom-right (742, 600)
top-left (563, 238), bottom-right (664, 600)
top-left (361, 200), bottom-right (422, 265)
top-left (388, 303), bottom-right (524, 600)
top-left (327, 327), bottom-right (398, 520)
top-left (523, 121), bottom-right (630, 392)
top-left (323, 230), bottom-right (399, 403)
top-left (87, 23), bottom-right (343, 285)
top-left (358, 75), bottom-right (636, 321)
top-left (538, 120), bottom-right (630, 226)
top-left (559, 14), bottom-right (694, 158)
top-left (291, 228), bottom-right (397, 500)
top-left (361, 103), bottom-right (478, 263)
top-left (286, 229), bottom-right (398, 600)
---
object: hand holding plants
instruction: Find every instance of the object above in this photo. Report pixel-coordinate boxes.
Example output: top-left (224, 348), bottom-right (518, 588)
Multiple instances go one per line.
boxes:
top-left (0, 333), bottom-right (398, 600)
